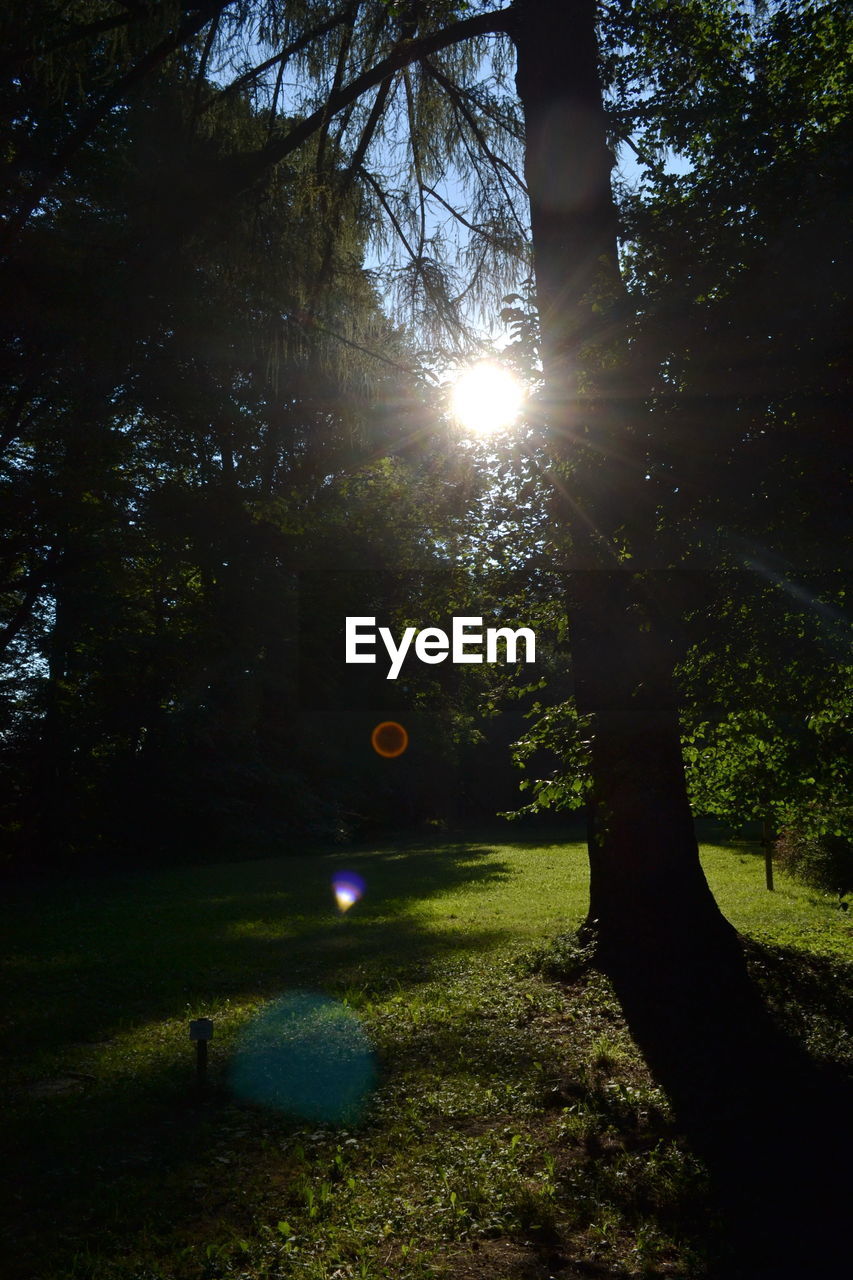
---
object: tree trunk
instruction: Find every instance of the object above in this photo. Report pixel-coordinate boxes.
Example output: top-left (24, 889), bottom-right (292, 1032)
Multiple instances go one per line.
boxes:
top-left (32, 548), bottom-right (74, 866)
top-left (512, 0), bottom-right (735, 964)
top-left (509, 12), bottom-right (850, 1275)
top-left (570, 570), bottom-right (735, 961)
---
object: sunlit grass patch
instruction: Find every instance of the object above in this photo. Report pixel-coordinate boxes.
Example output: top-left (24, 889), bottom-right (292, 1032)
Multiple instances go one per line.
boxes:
top-left (700, 842), bottom-right (853, 957)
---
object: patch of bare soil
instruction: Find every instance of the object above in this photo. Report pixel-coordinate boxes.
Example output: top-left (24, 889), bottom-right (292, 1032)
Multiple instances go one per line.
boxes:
top-left (440, 1236), bottom-right (626, 1280)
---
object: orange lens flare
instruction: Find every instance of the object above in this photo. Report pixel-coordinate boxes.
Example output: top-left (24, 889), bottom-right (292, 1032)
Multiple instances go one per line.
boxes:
top-left (370, 720), bottom-right (409, 758)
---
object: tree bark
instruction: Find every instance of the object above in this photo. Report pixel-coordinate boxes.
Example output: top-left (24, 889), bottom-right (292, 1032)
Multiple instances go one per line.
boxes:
top-left (512, 0), bottom-right (735, 964)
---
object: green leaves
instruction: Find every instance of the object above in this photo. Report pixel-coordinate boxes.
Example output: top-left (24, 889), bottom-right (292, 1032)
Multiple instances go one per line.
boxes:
top-left (502, 699), bottom-right (593, 818)
top-left (681, 686), bottom-right (852, 839)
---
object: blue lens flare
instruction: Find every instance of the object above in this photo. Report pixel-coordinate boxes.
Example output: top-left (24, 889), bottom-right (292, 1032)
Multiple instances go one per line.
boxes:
top-left (229, 991), bottom-right (376, 1124)
top-left (332, 870), bottom-right (366, 913)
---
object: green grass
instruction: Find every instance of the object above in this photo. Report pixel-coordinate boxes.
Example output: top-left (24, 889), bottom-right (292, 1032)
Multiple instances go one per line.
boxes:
top-left (701, 841), bottom-right (852, 956)
top-left (2, 832), bottom-right (851, 1279)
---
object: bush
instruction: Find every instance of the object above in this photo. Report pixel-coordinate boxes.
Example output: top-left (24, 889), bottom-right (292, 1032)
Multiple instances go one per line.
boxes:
top-left (775, 829), bottom-right (853, 898)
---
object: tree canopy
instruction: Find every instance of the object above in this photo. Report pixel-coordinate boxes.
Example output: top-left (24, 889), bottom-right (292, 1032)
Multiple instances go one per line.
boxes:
top-left (1, 2), bottom-right (849, 919)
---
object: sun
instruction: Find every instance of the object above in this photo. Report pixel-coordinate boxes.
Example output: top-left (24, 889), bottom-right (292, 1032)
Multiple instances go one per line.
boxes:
top-left (450, 361), bottom-right (524, 436)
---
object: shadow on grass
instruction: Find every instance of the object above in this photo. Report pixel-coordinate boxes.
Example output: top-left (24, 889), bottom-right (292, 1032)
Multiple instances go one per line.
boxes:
top-left (0, 839), bottom-right (515, 1278)
top-left (1, 842), bottom-right (514, 1048)
top-left (605, 936), bottom-right (853, 1279)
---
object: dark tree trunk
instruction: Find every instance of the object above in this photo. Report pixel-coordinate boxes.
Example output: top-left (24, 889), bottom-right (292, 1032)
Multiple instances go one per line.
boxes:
top-left (571, 571), bottom-right (735, 960)
top-left (504, 10), bottom-right (853, 1274)
top-left (512, 0), bottom-right (735, 964)
top-left (510, 18), bottom-right (852, 1273)
top-left (33, 549), bottom-right (74, 866)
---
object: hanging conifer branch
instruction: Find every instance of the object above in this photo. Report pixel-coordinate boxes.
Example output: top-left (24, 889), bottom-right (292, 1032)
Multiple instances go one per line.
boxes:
top-left (422, 58), bottom-right (527, 197)
top-left (198, 7), bottom-right (358, 116)
top-left (0, 8), bottom-right (143, 75)
top-left (234, 8), bottom-right (513, 192)
top-left (1, 0), bottom-right (231, 250)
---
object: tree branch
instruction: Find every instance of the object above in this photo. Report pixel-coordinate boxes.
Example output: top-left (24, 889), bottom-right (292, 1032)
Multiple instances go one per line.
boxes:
top-left (198, 5), bottom-right (356, 116)
top-left (290, 310), bottom-right (439, 384)
top-left (0, 7), bottom-right (143, 76)
top-left (359, 167), bottom-right (419, 263)
top-left (310, 75), bottom-right (399, 303)
top-left (0, 547), bottom-right (59, 658)
top-left (359, 167), bottom-right (464, 338)
top-left (441, 79), bottom-right (528, 241)
top-left (402, 67), bottom-right (428, 261)
top-left (422, 184), bottom-right (527, 261)
top-left (1, 1), bottom-right (230, 252)
top-left (316, 4), bottom-right (359, 180)
top-left (236, 8), bottom-right (514, 194)
top-left (191, 7), bottom-right (223, 124)
top-left (422, 58), bottom-right (527, 197)
top-left (3, 4), bottom-right (514, 254)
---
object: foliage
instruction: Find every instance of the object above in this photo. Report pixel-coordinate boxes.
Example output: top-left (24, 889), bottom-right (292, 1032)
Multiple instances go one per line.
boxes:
top-left (505, 1), bottom-right (851, 829)
top-left (775, 829), bottom-right (853, 898)
top-left (677, 576), bottom-right (851, 837)
top-left (607, 0), bottom-right (851, 844)
top-left (612, 0), bottom-right (851, 563)
top-left (682, 699), bottom-right (851, 840)
top-left (0, 2), bottom-right (527, 337)
top-left (0, 35), bottom-right (492, 865)
top-left (502, 697), bottom-right (593, 818)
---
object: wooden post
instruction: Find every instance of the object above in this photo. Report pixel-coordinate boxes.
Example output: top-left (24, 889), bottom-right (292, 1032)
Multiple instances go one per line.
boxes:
top-left (762, 818), bottom-right (774, 892)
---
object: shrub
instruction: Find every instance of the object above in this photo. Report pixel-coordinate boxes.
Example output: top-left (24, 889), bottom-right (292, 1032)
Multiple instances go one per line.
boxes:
top-left (775, 829), bottom-right (853, 898)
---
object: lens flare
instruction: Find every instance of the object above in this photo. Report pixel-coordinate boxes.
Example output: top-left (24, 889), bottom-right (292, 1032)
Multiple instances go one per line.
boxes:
top-left (371, 720), bottom-right (409, 758)
top-left (229, 991), bottom-right (376, 1124)
top-left (450, 361), bottom-right (523, 436)
top-left (333, 870), bottom-right (365, 913)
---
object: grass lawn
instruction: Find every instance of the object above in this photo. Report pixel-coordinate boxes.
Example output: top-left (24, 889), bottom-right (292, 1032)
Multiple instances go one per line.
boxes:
top-left (2, 831), bottom-right (851, 1279)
